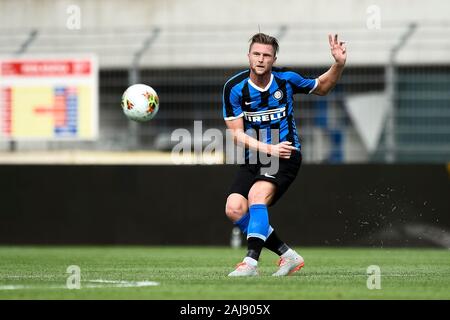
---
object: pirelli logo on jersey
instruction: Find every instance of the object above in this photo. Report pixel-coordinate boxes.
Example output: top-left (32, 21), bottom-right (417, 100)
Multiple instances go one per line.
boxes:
top-left (243, 107), bottom-right (286, 123)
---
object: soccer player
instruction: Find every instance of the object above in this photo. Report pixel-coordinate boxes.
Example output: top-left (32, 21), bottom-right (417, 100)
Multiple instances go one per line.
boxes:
top-left (223, 33), bottom-right (346, 276)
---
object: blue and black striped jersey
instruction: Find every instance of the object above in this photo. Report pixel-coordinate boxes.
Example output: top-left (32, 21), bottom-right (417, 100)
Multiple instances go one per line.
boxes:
top-left (222, 67), bottom-right (317, 153)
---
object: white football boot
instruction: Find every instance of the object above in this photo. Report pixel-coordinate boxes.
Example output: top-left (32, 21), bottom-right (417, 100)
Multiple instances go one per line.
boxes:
top-left (272, 251), bottom-right (305, 276)
top-left (228, 261), bottom-right (258, 277)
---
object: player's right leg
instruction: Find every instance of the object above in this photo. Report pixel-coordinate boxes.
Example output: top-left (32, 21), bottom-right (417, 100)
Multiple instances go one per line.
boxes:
top-left (225, 193), bottom-right (258, 276)
top-left (225, 193), bottom-right (301, 276)
top-left (225, 193), bottom-right (248, 225)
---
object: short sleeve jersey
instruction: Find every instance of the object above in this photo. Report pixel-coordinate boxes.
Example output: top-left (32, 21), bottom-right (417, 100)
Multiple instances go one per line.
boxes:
top-left (223, 67), bottom-right (318, 154)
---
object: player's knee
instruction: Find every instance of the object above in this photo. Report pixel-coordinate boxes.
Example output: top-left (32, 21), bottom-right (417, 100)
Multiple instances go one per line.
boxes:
top-left (248, 190), bottom-right (273, 206)
top-left (248, 182), bottom-right (275, 206)
top-left (225, 202), bottom-right (246, 222)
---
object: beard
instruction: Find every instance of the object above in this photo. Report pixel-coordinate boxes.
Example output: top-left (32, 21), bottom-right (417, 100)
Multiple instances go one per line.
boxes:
top-left (251, 64), bottom-right (270, 76)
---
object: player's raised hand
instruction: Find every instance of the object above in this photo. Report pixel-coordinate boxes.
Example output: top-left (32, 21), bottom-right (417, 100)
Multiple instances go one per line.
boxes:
top-left (329, 34), bottom-right (346, 66)
top-left (269, 141), bottom-right (298, 159)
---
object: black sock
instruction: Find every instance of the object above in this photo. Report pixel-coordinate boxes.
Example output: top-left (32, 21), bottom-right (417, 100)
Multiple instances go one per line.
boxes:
top-left (264, 231), bottom-right (290, 256)
top-left (246, 237), bottom-right (265, 261)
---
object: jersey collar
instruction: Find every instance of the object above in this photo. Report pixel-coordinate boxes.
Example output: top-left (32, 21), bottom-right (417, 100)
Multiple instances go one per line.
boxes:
top-left (248, 74), bottom-right (274, 92)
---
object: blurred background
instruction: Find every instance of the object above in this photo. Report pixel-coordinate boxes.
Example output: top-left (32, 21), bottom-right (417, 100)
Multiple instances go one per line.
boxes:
top-left (0, 0), bottom-right (449, 247)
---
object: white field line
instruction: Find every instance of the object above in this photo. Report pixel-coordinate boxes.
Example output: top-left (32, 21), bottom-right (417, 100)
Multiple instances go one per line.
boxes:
top-left (85, 280), bottom-right (160, 288)
top-left (0, 285), bottom-right (29, 290)
top-left (0, 279), bottom-right (160, 290)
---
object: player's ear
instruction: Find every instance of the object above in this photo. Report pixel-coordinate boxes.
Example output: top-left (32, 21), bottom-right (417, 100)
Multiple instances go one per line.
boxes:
top-left (273, 56), bottom-right (277, 64)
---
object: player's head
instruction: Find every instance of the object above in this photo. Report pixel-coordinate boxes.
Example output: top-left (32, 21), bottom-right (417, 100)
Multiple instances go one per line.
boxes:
top-left (248, 33), bottom-right (278, 76)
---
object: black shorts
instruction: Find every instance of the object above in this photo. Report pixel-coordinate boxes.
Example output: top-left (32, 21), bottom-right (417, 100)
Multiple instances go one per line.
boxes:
top-left (227, 151), bottom-right (302, 206)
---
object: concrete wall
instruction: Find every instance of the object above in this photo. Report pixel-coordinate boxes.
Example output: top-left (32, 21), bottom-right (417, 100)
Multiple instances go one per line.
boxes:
top-left (1, 0), bottom-right (449, 29)
top-left (1, 0), bottom-right (450, 67)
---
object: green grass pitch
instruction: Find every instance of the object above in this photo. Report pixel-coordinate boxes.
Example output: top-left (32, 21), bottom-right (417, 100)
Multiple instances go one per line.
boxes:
top-left (0, 246), bottom-right (449, 299)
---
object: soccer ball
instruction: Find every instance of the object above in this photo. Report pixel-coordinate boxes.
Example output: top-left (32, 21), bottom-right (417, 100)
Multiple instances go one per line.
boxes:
top-left (121, 84), bottom-right (159, 122)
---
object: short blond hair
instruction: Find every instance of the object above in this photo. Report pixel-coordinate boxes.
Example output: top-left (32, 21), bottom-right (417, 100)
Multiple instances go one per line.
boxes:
top-left (249, 33), bottom-right (279, 56)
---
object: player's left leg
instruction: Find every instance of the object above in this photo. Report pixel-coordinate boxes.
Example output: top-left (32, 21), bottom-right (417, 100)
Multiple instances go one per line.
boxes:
top-left (247, 150), bottom-right (304, 276)
top-left (264, 151), bottom-right (304, 276)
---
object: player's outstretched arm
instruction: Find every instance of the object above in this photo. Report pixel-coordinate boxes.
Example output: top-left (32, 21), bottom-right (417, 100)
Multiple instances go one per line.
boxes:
top-left (312, 34), bottom-right (347, 96)
top-left (225, 118), bottom-right (297, 159)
